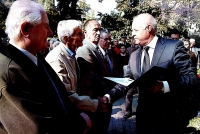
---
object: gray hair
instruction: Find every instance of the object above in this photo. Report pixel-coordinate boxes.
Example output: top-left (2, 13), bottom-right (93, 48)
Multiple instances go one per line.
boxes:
top-left (5, 0), bottom-right (46, 39)
top-left (100, 29), bottom-right (110, 38)
top-left (57, 20), bottom-right (82, 43)
top-left (133, 13), bottom-right (157, 31)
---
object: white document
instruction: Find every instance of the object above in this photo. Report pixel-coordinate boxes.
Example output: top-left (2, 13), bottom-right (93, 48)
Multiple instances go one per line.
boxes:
top-left (104, 77), bottom-right (134, 86)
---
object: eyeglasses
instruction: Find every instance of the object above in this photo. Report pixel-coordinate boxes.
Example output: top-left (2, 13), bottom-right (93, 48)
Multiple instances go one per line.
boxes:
top-left (101, 38), bottom-right (111, 41)
top-left (171, 38), bottom-right (179, 40)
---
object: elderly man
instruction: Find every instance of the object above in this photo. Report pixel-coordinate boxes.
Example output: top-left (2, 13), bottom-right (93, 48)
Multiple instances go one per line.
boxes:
top-left (98, 29), bottom-right (117, 76)
top-left (0, 0), bottom-right (91, 133)
top-left (76, 19), bottom-right (114, 134)
top-left (104, 13), bottom-right (199, 134)
top-left (45, 20), bottom-right (109, 132)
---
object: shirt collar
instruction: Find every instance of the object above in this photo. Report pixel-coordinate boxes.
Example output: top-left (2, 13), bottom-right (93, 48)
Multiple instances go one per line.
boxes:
top-left (147, 35), bottom-right (158, 49)
top-left (61, 42), bottom-right (75, 57)
top-left (98, 45), bottom-right (106, 55)
top-left (85, 39), bottom-right (98, 48)
top-left (9, 40), bottom-right (38, 65)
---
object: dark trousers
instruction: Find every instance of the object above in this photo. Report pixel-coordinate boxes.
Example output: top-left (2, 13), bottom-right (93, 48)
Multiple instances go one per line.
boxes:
top-left (125, 88), bottom-right (137, 112)
top-left (87, 104), bottom-right (112, 134)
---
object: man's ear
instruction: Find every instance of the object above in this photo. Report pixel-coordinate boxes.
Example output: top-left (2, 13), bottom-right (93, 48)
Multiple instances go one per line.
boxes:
top-left (20, 22), bottom-right (31, 37)
top-left (84, 30), bottom-right (87, 36)
top-left (63, 36), bottom-right (69, 42)
top-left (147, 25), bottom-right (152, 32)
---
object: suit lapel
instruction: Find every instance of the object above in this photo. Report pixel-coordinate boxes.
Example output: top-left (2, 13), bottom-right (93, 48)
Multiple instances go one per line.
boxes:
top-left (137, 47), bottom-right (143, 76)
top-left (84, 40), bottom-right (110, 74)
top-left (151, 37), bottom-right (165, 67)
top-left (130, 47), bottom-right (142, 79)
top-left (59, 44), bottom-right (77, 77)
top-left (0, 43), bottom-right (38, 79)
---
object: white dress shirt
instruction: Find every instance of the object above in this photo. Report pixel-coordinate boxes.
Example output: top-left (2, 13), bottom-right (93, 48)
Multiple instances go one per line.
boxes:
top-left (141, 36), bottom-right (169, 93)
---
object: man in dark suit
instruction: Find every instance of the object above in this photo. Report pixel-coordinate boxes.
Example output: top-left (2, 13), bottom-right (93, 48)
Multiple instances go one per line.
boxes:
top-left (103, 13), bottom-right (199, 134)
top-left (76, 19), bottom-right (113, 134)
top-left (120, 33), bottom-right (131, 48)
top-left (98, 29), bottom-right (119, 77)
top-left (0, 0), bottom-right (92, 133)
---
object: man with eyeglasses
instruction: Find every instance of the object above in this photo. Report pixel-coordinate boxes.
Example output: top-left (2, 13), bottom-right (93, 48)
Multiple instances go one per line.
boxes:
top-left (76, 20), bottom-right (114, 134)
top-left (98, 29), bottom-right (113, 75)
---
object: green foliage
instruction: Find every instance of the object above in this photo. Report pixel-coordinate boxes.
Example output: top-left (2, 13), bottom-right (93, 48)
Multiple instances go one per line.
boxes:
top-left (46, 9), bottom-right (61, 36)
top-left (98, 0), bottom-right (200, 41)
top-left (0, 3), bottom-right (9, 38)
top-left (44, 0), bottom-right (91, 36)
top-left (98, 0), bottom-right (164, 41)
top-left (188, 117), bottom-right (200, 130)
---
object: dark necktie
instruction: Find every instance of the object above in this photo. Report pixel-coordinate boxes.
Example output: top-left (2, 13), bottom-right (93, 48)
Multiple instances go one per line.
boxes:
top-left (96, 46), bottom-right (104, 59)
top-left (142, 46), bottom-right (150, 74)
top-left (96, 46), bottom-right (112, 74)
top-left (105, 51), bottom-right (113, 73)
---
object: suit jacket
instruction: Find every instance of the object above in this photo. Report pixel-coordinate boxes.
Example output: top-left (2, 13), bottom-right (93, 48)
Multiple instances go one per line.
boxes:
top-left (76, 39), bottom-right (115, 98)
top-left (0, 43), bottom-right (87, 134)
top-left (45, 43), bottom-right (98, 112)
top-left (109, 37), bottom-right (199, 133)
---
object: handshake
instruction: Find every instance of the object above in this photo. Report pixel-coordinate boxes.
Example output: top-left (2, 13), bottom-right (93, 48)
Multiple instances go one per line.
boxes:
top-left (97, 95), bottom-right (111, 113)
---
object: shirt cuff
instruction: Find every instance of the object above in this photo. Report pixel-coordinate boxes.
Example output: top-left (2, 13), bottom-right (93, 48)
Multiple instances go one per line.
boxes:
top-left (104, 94), bottom-right (111, 103)
top-left (161, 81), bottom-right (170, 93)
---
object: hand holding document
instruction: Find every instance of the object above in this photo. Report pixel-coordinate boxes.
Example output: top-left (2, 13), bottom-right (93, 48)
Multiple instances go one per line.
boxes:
top-left (104, 66), bottom-right (173, 88)
top-left (104, 77), bottom-right (134, 86)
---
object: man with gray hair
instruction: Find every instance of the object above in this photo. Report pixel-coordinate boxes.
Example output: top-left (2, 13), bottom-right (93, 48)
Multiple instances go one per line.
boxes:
top-left (45, 20), bottom-right (109, 133)
top-left (103, 13), bottom-right (199, 134)
top-left (98, 29), bottom-right (113, 75)
top-left (0, 0), bottom-right (91, 133)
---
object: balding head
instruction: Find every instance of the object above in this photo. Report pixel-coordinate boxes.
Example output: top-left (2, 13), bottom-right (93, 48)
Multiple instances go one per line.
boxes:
top-left (83, 19), bottom-right (101, 44)
top-left (132, 13), bottom-right (157, 46)
top-left (132, 13), bottom-right (157, 32)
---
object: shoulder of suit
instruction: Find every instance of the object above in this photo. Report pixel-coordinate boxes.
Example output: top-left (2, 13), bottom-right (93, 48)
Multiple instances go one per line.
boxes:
top-left (45, 45), bottom-right (64, 62)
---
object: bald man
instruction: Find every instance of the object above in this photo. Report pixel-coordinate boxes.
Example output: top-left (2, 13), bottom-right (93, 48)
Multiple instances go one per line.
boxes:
top-left (104, 13), bottom-right (199, 134)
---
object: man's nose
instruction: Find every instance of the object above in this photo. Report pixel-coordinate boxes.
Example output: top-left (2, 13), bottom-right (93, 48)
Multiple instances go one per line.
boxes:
top-left (132, 31), bottom-right (135, 36)
top-left (97, 30), bottom-right (100, 34)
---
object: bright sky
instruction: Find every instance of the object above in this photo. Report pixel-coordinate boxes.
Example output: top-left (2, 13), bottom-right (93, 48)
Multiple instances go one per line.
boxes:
top-left (85, 0), bottom-right (117, 16)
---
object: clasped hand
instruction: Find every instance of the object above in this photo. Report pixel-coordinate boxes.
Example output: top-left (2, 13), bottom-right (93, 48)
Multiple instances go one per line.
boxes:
top-left (97, 97), bottom-right (110, 112)
top-left (141, 80), bottom-right (164, 93)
